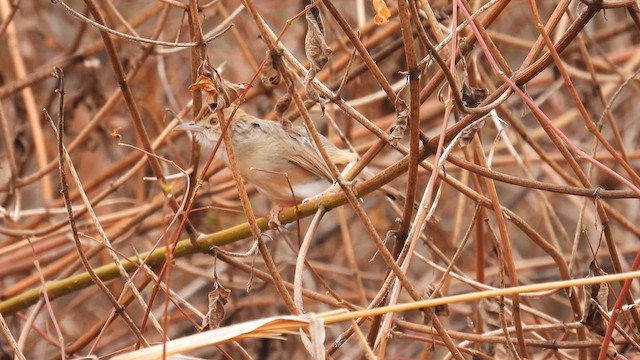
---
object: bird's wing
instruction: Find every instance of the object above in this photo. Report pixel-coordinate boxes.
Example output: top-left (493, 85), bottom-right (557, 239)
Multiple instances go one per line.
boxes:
top-left (262, 121), bottom-right (357, 181)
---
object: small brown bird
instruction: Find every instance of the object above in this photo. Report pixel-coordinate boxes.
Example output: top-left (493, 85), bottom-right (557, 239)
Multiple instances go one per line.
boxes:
top-left (175, 107), bottom-right (358, 207)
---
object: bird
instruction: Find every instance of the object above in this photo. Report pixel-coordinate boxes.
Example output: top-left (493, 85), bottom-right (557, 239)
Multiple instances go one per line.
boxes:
top-left (174, 107), bottom-right (363, 210)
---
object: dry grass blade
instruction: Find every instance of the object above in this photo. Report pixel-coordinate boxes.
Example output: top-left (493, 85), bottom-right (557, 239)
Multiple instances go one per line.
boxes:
top-left (111, 315), bottom-right (313, 360)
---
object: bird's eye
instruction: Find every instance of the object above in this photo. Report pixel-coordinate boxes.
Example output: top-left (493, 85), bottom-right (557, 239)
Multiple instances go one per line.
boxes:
top-left (210, 118), bottom-right (218, 126)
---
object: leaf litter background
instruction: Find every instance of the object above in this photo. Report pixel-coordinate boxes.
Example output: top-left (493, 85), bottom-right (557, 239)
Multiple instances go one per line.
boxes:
top-left (0, 0), bottom-right (639, 359)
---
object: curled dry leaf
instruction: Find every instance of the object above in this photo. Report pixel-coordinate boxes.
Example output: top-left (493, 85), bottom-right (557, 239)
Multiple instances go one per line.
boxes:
top-left (303, 71), bottom-right (327, 114)
top-left (422, 285), bottom-right (449, 317)
top-left (581, 260), bottom-right (608, 336)
top-left (461, 83), bottom-right (489, 108)
top-left (202, 280), bottom-right (231, 330)
top-left (389, 97), bottom-right (408, 145)
top-left (373, 0), bottom-right (391, 25)
top-left (110, 127), bottom-right (121, 139)
top-left (275, 86), bottom-right (293, 131)
top-left (304, 6), bottom-right (332, 114)
top-left (479, 298), bottom-right (508, 358)
top-left (217, 79), bottom-right (247, 109)
top-left (262, 48), bottom-right (294, 130)
top-left (274, 91), bottom-right (292, 120)
top-left (458, 83), bottom-right (489, 147)
top-left (305, 7), bottom-right (332, 74)
top-left (189, 74), bottom-right (217, 97)
top-left (457, 117), bottom-right (485, 148)
top-left (261, 49), bottom-right (282, 86)
top-left (189, 64), bottom-right (247, 112)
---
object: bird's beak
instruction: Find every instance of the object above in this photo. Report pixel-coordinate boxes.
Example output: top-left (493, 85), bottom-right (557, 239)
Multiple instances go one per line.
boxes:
top-left (174, 122), bottom-right (203, 133)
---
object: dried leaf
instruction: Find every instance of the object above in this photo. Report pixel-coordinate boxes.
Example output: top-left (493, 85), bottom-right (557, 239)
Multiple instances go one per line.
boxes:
top-left (373, 0), bottom-right (391, 25)
top-left (219, 79), bottom-right (247, 108)
top-left (479, 298), bottom-right (508, 358)
top-left (305, 7), bottom-right (332, 74)
top-left (275, 91), bottom-right (292, 120)
top-left (261, 49), bottom-right (281, 86)
top-left (275, 87), bottom-right (293, 131)
top-left (457, 117), bottom-right (485, 148)
top-left (188, 74), bottom-right (217, 97)
top-left (389, 98), bottom-right (408, 145)
top-left (461, 83), bottom-right (489, 108)
top-left (423, 286), bottom-right (449, 317)
top-left (581, 261), bottom-right (608, 336)
top-left (110, 127), bottom-right (121, 139)
top-left (457, 83), bottom-right (489, 147)
top-left (189, 64), bottom-right (247, 112)
top-left (202, 280), bottom-right (231, 330)
top-left (303, 70), bottom-right (327, 114)
top-left (303, 7), bottom-right (332, 114)
top-left (479, 298), bottom-right (500, 329)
